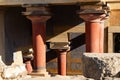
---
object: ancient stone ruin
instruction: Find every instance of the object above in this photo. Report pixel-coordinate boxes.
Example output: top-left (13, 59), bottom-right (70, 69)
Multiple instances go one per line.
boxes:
top-left (1, 52), bottom-right (120, 80)
top-left (82, 53), bottom-right (120, 80)
top-left (0, 51), bottom-right (29, 80)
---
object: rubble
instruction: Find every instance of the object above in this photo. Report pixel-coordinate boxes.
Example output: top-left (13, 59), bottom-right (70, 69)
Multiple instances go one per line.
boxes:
top-left (2, 64), bottom-right (27, 79)
top-left (1, 51), bottom-right (120, 80)
top-left (0, 51), bottom-right (28, 80)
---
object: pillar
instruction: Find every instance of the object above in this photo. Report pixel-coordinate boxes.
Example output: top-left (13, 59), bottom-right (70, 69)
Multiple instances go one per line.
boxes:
top-left (25, 60), bottom-right (33, 74)
top-left (23, 52), bottom-right (33, 74)
top-left (28, 16), bottom-right (50, 73)
top-left (80, 13), bottom-right (106, 53)
top-left (50, 42), bottom-right (69, 76)
top-left (57, 50), bottom-right (67, 76)
top-left (99, 21), bottom-right (104, 53)
top-left (78, 1), bottom-right (110, 53)
top-left (23, 5), bottom-right (51, 76)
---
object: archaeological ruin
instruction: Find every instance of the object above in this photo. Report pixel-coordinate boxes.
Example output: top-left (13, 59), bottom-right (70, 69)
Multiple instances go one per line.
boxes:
top-left (0, 0), bottom-right (120, 80)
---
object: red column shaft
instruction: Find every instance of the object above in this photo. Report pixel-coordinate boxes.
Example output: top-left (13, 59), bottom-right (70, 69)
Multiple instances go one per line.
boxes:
top-left (25, 61), bottom-right (33, 74)
top-left (58, 51), bottom-right (67, 76)
top-left (85, 21), bottom-right (101, 53)
top-left (99, 21), bottom-right (104, 53)
top-left (32, 21), bottom-right (46, 71)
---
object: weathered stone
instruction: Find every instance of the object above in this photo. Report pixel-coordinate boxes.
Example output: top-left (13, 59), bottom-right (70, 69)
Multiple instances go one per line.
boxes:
top-left (82, 53), bottom-right (120, 79)
top-left (113, 78), bottom-right (120, 80)
top-left (2, 64), bottom-right (27, 79)
top-left (103, 77), bottom-right (120, 80)
top-left (12, 51), bottom-right (23, 65)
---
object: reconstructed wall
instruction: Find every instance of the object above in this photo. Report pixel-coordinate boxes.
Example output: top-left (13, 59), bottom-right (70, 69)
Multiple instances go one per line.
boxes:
top-left (4, 5), bottom-right (86, 75)
top-left (5, 7), bottom-right (32, 65)
top-left (3, 0), bottom-right (120, 75)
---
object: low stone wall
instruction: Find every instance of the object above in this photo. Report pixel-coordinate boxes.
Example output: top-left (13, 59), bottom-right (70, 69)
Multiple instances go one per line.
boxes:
top-left (82, 53), bottom-right (120, 80)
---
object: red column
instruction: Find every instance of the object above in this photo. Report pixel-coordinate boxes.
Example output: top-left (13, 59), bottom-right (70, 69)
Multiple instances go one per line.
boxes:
top-left (27, 16), bottom-right (50, 74)
top-left (85, 21), bottom-right (101, 52)
top-left (99, 21), bottom-right (104, 53)
top-left (80, 14), bottom-right (106, 53)
top-left (25, 61), bottom-right (33, 74)
top-left (22, 5), bottom-right (51, 76)
top-left (57, 50), bottom-right (67, 76)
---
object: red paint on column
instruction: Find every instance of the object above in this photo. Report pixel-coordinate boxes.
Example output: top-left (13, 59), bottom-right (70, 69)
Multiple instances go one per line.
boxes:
top-left (25, 61), bottom-right (33, 74)
top-left (99, 21), bottom-right (104, 53)
top-left (80, 14), bottom-right (106, 53)
top-left (58, 51), bottom-right (67, 76)
top-left (85, 21), bottom-right (100, 53)
top-left (32, 22), bottom-right (46, 70)
top-left (27, 16), bottom-right (49, 72)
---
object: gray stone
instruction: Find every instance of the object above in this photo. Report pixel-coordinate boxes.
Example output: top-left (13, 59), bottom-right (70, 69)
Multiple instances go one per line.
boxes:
top-left (82, 53), bottom-right (120, 79)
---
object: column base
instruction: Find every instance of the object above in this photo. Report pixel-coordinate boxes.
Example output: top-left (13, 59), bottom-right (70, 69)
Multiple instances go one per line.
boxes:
top-left (29, 72), bottom-right (50, 77)
top-left (28, 69), bottom-right (50, 77)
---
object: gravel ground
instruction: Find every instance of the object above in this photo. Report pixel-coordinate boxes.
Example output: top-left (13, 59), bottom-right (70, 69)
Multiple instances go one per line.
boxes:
top-left (20, 75), bottom-right (94, 80)
top-left (19, 75), bottom-right (120, 80)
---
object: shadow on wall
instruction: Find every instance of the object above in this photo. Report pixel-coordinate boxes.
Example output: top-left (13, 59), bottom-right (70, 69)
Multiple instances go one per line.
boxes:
top-left (5, 7), bottom-right (32, 65)
top-left (46, 5), bottom-right (84, 62)
top-left (46, 5), bottom-right (84, 39)
top-left (4, 5), bottom-right (84, 65)
top-left (68, 32), bottom-right (86, 58)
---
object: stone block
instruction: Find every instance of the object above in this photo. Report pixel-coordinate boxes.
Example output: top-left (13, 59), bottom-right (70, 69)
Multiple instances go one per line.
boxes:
top-left (2, 64), bottom-right (27, 79)
top-left (82, 53), bottom-right (120, 79)
top-left (12, 51), bottom-right (23, 65)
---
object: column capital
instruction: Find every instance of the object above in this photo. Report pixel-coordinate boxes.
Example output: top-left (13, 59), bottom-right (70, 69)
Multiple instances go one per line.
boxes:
top-left (22, 4), bottom-right (51, 22)
top-left (50, 42), bottom-right (70, 52)
top-left (79, 13), bottom-right (107, 22)
top-left (27, 16), bottom-right (51, 23)
top-left (78, 1), bottom-right (110, 22)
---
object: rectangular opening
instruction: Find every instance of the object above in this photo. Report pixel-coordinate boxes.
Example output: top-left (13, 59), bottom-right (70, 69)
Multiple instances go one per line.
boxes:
top-left (108, 26), bottom-right (120, 53)
top-left (113, 33), bottom-right (120, 53)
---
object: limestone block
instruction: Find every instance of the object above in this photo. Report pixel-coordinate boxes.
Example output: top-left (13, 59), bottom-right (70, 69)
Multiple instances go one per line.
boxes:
top-left (12, 51), bottom-right (23, 65)
top-left (2, 64), bottom-right (27, 79)
top-left (82, 53), bottom-right (120, 79)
